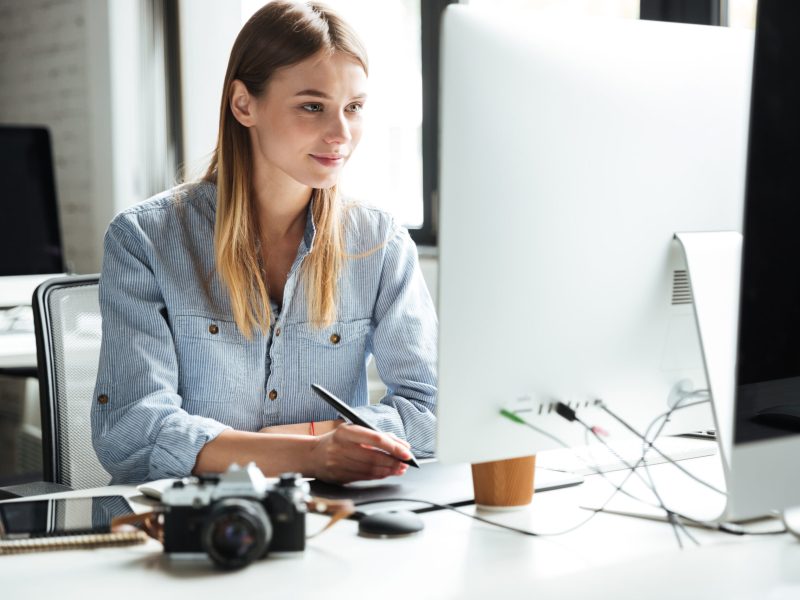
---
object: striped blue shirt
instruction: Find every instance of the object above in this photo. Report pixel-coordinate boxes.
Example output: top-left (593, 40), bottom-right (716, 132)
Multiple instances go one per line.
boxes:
top-left (91, 181), bottom-right (437, 484)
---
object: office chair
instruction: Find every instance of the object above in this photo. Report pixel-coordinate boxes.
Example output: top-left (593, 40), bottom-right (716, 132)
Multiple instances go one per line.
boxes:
top-left (32, 275), bottom-right (111, 490)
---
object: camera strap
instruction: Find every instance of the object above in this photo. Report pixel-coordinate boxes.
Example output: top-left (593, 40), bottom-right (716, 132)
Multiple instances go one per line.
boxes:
top-left (111, 497), bottom-right (356, 543)
top-left (306, 497), bottom-right (356, 538)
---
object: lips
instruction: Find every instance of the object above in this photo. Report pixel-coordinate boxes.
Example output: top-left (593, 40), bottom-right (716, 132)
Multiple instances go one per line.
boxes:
top-left (310, 154), bottom-right (345, 167)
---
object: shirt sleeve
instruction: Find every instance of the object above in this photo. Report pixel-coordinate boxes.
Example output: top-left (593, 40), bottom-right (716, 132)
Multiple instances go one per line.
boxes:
top-left (350, 223), bottom-right (438, 457)
top-left (91, 218), bottom-right (230, 484)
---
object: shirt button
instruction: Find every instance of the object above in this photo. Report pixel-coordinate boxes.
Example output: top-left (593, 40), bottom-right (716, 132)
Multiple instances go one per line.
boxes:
top-left (275, 327), bottom-right (281, 337)
top-left (330, 333), bottom-right (341, 345)
top-left (97, 394), bottom-right (109, 405)
top-left (209, 323), bottom-right (219, 335)
top-left (268, 390), bottom-right (278, 401)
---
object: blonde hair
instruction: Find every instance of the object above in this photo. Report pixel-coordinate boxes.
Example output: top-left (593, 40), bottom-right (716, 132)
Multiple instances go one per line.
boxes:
top-left (203, 1), bottom-right (368, 338)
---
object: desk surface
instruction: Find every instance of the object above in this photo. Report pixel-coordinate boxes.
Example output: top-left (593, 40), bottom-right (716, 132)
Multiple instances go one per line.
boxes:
top-left (2, 456), bottom-right (799, 600)
top-left (0, 332), bottom-right (36, 370)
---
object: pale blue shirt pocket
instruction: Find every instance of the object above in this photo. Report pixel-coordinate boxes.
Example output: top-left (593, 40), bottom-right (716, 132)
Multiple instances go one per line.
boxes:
top-left (281, 318), bottom-right (373, 423)
top-left (171, 314), bottom-right (267, 432)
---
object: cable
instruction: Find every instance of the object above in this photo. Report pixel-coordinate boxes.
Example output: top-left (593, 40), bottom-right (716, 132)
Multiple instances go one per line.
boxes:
top-left (508, 398), bottom-right (783, 542)
top-left (552, 399), bottom-right (785, 539)
top-left (558, 399), bottom-right (706, 546)
top-left (582, 416), bottom-right (696, 547)
top-left (639, 396), bottom-right (708, 547)
top-left (515, 413), bottom-right (686, 538)
top-left (639, 395), bottom-right (713, 546)
top-left (596, 401), bottom-right (726, 496)
top-left (556, 399), bottom-right (723, 495)
top-left (354, 496), bottom-right (640, 538)
top-left (353, 402), bottom-right (787, 543)
top-left (500, 408), bottom-right (572, 448)
top-left (353, 498), bottom-right (540, 537)
top-left (503, 399), bottom-right (716, 540)
top-left (581, 402), bottom-right (708, 546)
top-left (605, 393), bottom-right (713, 547)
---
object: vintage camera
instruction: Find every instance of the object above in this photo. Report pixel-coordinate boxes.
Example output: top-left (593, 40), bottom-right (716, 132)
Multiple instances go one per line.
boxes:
top-left (160, 463), bottom-right (309, 570)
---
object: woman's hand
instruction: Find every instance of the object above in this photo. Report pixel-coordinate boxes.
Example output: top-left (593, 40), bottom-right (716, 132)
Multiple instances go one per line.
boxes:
top-left (308, 424), bottom-right (413, 484)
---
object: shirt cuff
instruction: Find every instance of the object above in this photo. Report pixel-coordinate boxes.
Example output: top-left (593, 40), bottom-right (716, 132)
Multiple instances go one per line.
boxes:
top-left (148, 413), bottom-right (232, 480)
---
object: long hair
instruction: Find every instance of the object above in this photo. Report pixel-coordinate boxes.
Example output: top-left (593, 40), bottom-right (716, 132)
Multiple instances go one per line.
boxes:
top-left (204, 1), bottom-right (368, 337)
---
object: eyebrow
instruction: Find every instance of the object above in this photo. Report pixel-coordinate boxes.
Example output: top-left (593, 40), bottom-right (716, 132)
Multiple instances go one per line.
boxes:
top-left (294, 89), bottom-right (367, 101)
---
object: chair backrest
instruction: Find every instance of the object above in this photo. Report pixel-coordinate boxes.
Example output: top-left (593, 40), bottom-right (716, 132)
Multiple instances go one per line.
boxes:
top-left (33, 275), bottom-right (111, 489)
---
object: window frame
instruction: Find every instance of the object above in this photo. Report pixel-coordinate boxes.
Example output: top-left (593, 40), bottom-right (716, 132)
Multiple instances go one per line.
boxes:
top-left (416, 0), bottom-right (457, 248)
top-left (640, 0), bottom-right (723, 26)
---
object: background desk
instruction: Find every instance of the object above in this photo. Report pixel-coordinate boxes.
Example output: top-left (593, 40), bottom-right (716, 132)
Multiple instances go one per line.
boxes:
top-left (2, 455), bottom-right (799, 599)
top-left (0, 333), bottom-right (35, 371)
top-left (0, 332), bottom-right (40, 481)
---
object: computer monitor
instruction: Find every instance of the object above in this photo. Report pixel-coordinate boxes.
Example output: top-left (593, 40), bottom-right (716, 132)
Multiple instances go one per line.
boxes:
top-left (725, 0), bottom-right (800, 521)
top-left (436, 6), bottom-right (754, 465)
top-left (0, 126), bottom-right (65, 307)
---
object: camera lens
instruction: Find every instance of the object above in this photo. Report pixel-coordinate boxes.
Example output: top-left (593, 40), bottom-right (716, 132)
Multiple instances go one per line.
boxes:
top-left (202, 498), bottom-right (272, 570)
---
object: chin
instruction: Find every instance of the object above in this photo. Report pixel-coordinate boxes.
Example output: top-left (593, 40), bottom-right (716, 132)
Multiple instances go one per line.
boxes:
top-left (304, 175), bottom-right (340, 190)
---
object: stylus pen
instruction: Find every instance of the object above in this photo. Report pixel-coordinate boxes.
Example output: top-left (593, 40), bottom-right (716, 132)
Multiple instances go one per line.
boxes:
top-left (311, 383), bottom-right (420, 468)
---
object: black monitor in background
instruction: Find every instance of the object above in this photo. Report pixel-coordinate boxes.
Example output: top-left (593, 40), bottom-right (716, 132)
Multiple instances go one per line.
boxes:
top-left (0, 126), bottom-right (65, 276)
top-left (734, 0), bottom-right (800, 444)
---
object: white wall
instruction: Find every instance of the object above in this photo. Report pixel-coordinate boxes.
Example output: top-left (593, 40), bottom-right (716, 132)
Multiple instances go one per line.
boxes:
top-left (0, 0), bottom-right (147, 273)
top-left (178, 0), bottom-right (241, 180)
top-left (0, 0), bottom-right (97, 272)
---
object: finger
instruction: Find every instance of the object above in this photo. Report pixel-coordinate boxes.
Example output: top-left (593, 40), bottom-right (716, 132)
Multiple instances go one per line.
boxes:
top-left (326, 454), bottom-right (401, 482)
top-left (345, 444), bottom-right (406, 470)
top-left (337, 425), bottom-right (414, 461)
top-left (320, 438), bottom-right (402, 471)
top-left (387, 432), bottom-right (411, 449)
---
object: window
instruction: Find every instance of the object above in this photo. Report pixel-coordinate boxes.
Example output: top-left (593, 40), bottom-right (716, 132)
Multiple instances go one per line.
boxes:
top-left (641, 0), bottom-right (758, 27)
top-left (728, 0), bottom-right (757, 29)
top-left (467, 0), bottom-right (639, 19)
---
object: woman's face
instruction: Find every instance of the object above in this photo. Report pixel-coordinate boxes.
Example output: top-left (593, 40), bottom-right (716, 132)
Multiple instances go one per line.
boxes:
top-left (234, 51), bottom-right (367, 191)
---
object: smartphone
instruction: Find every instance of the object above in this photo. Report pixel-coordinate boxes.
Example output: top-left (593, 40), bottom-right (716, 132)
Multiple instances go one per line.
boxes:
top-left (0, 496), bottom-right (134, 539)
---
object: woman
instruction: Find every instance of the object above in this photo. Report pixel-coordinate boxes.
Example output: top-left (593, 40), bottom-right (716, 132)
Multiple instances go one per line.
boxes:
top-left (91, 1), bottom-right (437, 485)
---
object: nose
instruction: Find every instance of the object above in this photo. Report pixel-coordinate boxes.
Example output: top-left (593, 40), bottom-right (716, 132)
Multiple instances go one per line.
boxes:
top-left (323, 110), bottom-right (352, 146)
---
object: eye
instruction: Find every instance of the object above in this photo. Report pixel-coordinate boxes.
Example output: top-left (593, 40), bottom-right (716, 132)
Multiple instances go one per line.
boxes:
top-left (346, 102), bottom-right (364, 113)
top-left (301, 103), bottom-right (323, 113)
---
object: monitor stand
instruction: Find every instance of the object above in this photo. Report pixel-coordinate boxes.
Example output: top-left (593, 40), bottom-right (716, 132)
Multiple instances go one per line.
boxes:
top-left (674, 231), bottom-right (741, 520)
top-left (781, 506), bottom-right (800, 539)
top-left (674, 231), bottom-right (741, 469)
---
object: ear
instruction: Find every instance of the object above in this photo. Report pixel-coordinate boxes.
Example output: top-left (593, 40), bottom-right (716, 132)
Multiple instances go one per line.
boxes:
top-left (229, 80), bottom-right (257, 127)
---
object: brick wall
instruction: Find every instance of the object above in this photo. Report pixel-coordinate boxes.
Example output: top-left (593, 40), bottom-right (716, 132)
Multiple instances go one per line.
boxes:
top-left (0, 0), bottom-right (98, 272)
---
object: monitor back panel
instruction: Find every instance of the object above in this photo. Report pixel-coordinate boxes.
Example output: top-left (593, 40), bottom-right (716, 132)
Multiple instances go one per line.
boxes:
top-left (438, 8), bottom-right (754, 464)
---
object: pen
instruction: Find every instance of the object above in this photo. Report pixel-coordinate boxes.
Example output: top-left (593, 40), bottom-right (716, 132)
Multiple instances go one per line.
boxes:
top-left (310, 383), bottom-right (420, 468)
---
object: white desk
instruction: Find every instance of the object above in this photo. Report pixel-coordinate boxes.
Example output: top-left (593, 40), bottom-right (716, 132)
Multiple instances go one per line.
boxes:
top-left (2, 456), bottom-right (799, 600)
top-left (0, 305), bottom-right (37, 370)
top-left (0, 332), bottom-right (36, 370)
